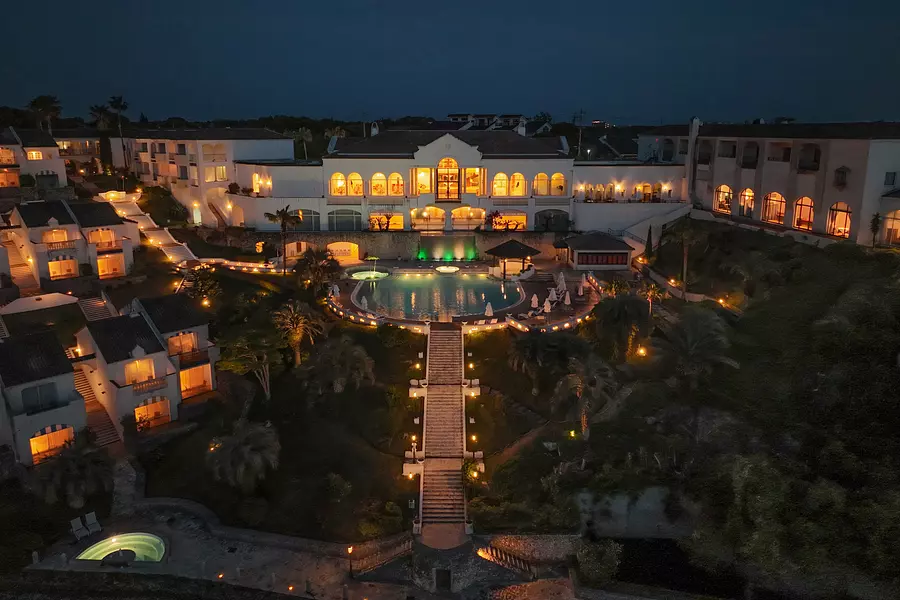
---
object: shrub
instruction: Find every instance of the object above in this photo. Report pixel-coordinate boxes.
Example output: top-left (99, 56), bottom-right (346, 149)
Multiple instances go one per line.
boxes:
top-left (575, 539), bottom-right (622, 588)
top-left (227, 182), bottom-right (240, 194)
top-left (19, 174), bottom-right (35, 187)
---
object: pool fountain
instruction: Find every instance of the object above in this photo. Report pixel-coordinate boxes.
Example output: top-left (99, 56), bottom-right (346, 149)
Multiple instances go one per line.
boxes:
top-left (435, 265), bottom-right (460, 274)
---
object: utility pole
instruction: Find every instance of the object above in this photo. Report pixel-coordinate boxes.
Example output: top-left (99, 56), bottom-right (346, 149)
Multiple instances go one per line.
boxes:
top-left (572, 109), bottom-right (586, 159)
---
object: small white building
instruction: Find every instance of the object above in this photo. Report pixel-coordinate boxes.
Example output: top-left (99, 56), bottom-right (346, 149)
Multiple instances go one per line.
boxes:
top-left (0, 127), bottom-right (68, 190)
top-left (561, 231), bottom-right (634, 271)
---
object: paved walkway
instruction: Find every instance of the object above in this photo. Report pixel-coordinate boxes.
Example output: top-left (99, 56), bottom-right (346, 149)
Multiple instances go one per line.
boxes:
top-left (2, 240), bottom-right (40, 295)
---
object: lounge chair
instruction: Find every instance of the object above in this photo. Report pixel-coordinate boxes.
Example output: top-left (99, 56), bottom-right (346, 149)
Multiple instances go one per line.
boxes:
top-left (70, 518), bottom-right (89, 541)
top-left (488, 319), bottom-right (498, 324)
top-left (85, 512), bottom-right (102, 535)
top-left (475, 320), bottom-right (486, 325)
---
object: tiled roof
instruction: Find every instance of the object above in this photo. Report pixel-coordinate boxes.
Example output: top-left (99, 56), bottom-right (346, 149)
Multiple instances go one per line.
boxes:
top-left (67, 202), bottom-right (125, 227)
top-left (484, 239), bottom-right (542, 259)
top-left (128, 128), bottom-right (289, 141)
top-left (645, 122), bottom-right (900, 140)
top-left (11, 127), bottom-right (59, 147)
top-left (16, 201), bottom-right (75, 227)
top-left (140, 295), bottom-right (207, 333)
top-left (330, 131), bottom-right (567, 158)
top-left (0, 127), bottom-right (19, 146)
top-left (87, 314), bottom-right (164, 364)
top-left (0, 332), bottom-right (72, 387)
top-left (562, 232), bottom-right (633, 252)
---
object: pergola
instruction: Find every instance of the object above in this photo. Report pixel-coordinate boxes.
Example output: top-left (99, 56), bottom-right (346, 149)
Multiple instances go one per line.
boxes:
top-left (485, 239), bottom-right (541, 279)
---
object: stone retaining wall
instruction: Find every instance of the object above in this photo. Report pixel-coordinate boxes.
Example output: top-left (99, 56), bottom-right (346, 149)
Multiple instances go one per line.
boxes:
top-left (485, 534), bottom-right (580, 563)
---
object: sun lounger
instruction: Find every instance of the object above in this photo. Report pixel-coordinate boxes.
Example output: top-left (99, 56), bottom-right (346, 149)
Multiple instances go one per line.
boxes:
top-left (488, 319), bottom-right (498, 324)
top-left (70, 518), bottom-right (89, 541)
top-left (475, 320), bottom-right (486, 325)
top-left (84, 511), bottom-right (102, 535)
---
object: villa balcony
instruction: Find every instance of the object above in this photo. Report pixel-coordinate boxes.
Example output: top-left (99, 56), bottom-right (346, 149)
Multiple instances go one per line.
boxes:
top-left (182, 383), bottom-right (213, 399)
top-left (46, 240), bottom-right (77, 251)
top-left (132, 377), bottom-right (168, 395)
top-left (534, 197), bottom-right (570, 206)
top-left (175, 348), bottom-right (211, 369)
top-left (59, 147), bottom-right (99, 157)
top-left (188, 153), bottom-right (197, 163)
top-left (451, 218), bottom-right (483, 230)
top-left (327, 197), bottom-right (364, 205)
top-left (93, 239), bottom-right (123, 253)
top-left (491, 197), bottom-right (529, 206)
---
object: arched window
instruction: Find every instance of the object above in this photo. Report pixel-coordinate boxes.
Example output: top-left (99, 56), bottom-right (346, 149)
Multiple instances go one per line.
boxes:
top-left (533, 173), bottom-right (550, 196)
top-left (714, 184), bottom-right (733, 213)
top-left (652, 183), bottom-right (662, 201)
top-left (328, 209), bottom-right (362, 231)
top-left (739, 189), bottom-right (754, 217)
top-left (330, 173), bottom-right (346, 196)
top-left (436, 157), bottom-right (459, 200)
top-left (762, 192), bottom-right (785, 224)
top-left (641, 184), bottom-right (652, 202)
top-left (370, 173), bottom-right (387, 196)
top-left (347, 173), bottom-right (363, 196)
top-left (252, 173), bottom-right (261, 194)
top-left (606, 183), bottom-right (615, 201)
top-left (510, 173), bottom-right (526, 196)
top-left (827, 202), bottom-right (852, 237)
top-left (883, 210), bottom-right (900, 246)
top-left (793, 197), bottom-right (814, 231)
top-left (550, 173), bottom-right (567, 196)
top-left (388, 172), bottom-right (404, 196)
top-left (492, 173), bottom-right (509, 196)
top-left (292, 209), bottom-right (320, 231)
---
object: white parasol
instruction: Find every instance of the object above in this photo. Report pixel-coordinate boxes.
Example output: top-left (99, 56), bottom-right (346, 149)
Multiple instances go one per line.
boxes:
top-left (543, 298), bottom-right (552, 313)
top-left (484, 302), bottom-right (494, 317)
top-left (359, 296), bottom-right (368, 310)
top-left (548, 288), bottom-right (558, 302)
top-left (531, 294), bottom-right (540, 309)
top-left (578, 283), bottom-right (584, 296)
top-left (564, 291), bottom-right (571, 306)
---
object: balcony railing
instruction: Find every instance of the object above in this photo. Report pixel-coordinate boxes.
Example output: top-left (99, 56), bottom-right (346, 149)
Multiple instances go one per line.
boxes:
top-left (182, 383), bottom-right (212, 399)
top-left (46, 240), bottom-right (77, 251)
top-left (93, 239), bottom-right (123, 252)
top-left (132, 377), bottom-right (168, 394)
top-left (59, 147), bottom-right (99, 156)
top-left (177, 348), bottom-right (210, 367)
top-left (203, 153), bottom-right (226, 162)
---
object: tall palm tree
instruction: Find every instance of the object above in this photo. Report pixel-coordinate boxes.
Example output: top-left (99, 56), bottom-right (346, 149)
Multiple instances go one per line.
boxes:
top-left (552, 355), bottom-right (616, 440)
top-left (108, 96), bottom-right (129, 170)
top-left (89, 104), bottom-right (111, 129)
top-left (300, 336), bottom-right (375, 397)
top-left (27, 95), bottom-right (61, 134)
top-left (206, 420), bottom-right (280, 494)
top-left (295, 247), bottom-right (341, 293)
top-left (661, 217), bottom-right (708, 299)
top-left (643, 281), bottom-right (665, 321)
top-left (272, 301), bottom-right (324, 366)
top-left (592, 294), bottom-right (649, 361)
top-left (508, 332), bottom-right (549, 395)
top-left (264, 206), bottom-right (302, 274)
top-left (290, 127), bottom-right (313, 160)
top-left (218, 329), bottom-right (285, 403)
top-left (27, 435), bottom-right (113, 509)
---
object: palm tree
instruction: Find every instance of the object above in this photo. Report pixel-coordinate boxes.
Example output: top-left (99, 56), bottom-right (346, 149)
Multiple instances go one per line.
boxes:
top-left (272, 301), bottom-right (324, 366)
top-left (295, 247), bottom-right (341, 294)
top-left (27, 435), bottom-right (113, 509)
top-left (300, 336), bottom-right (375, 397)
top-left (508, 332), bottom-right (548, 395)
top-left (290, 128), bottom-right (313, 160)
top-left (27, 95), bottom-right (61, 134)
top-left (643, 281), bottom-right (665, 321)
top-left (89, 104), bottom-right (111, 129)
top-left (108, 96), bottom-right (129, 170)
top-left (661, 217), bottom-right (709, 298)
top-left (264, 206), bottom-right (302, 274)
top-left (552, 355), bottom-right (616, 440)
top-left (592, 294), bottom-right (649, 361)
top-left (218, 329), bottom-right (286, 403)
top-left (606, 278), bottom-right (631, 297)
top-left (206, 420), bottom-right (280, 494)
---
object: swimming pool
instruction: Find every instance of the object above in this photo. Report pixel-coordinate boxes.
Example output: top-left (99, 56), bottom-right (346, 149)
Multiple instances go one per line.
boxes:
top-left (76, 532), bottom-right (166, 562)
top-left (355, 273), bottom-right (521, 321)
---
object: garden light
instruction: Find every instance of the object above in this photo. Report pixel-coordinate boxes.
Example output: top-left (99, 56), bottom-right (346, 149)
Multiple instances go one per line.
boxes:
top-left (569, 430), bottom-right (576, 438)
top-left (637, 346), bottom-right (647, 357)
top-left (468, 362), bottom-right (474, 369)
top-left (470, 470), bottom-right (479, 479)
top-left (471, 435), bottom-right (477, 442)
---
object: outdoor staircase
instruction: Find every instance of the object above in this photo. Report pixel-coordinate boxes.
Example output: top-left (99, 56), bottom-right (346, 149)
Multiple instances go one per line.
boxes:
top-left (3, 241), bottom-right (40, 296)
top-left (74, 370), bottom-right (119, 447)
top-left (426, 327), bottom-right (463, 385)
top-left (78, 297), bottom-right (115, 321)
top-left (422, 459), bottom-right (466, 523)
top-left (0, 315), bottom-right (8, 339)
top-left (160, 243), bottom-right (195, 264)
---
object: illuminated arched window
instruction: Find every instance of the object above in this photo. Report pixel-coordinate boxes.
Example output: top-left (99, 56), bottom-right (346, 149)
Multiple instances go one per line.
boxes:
top-left (510, 173), bottom-right (526, 197)
top-left (436, 157), bottom-right (459, 200)
top-left (347, 173), bottom-right (363, 196)
top-left (882, 210), bottom-right (900, 246)
top-left (714, 184), bottom-right (733, 213)
top-left (793, 197), bottom-right (814, 231)
top-left (827, 202), bottom-right (851, 237)
top-left (533, 173), bottom-right (550, 196)
top-left (762, 192), bottom-right (785, 224)
top-left (371, 173), bottom-right (387, 196)
top-left (492, 173), bottom-right (509, 196)
top-left (550, 173), bottom-right (567, 196)
top-left (388, 172), bottom-right (404, 196)
top-left (330, 173), bottom-right (346, 196)
top-left (739, 189), bottom-right (754, 217)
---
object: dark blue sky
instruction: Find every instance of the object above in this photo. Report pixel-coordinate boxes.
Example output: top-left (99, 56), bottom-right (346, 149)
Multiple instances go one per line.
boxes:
top-left (3, 0), bottom-right (898, 124)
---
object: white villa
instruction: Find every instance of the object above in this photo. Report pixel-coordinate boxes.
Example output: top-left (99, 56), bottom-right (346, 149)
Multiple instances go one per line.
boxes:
top-left (0, 127), bottom-right (67, 191)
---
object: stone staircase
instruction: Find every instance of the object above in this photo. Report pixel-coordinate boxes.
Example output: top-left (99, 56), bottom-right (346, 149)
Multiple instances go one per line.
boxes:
top-left (426, 327), bottom-right (462, 385)
top-left (161, 242), bottom-right (195, 264)
top-left (3, 241), bottom-right (40, 295)
top-left (424, 386), bottom-right (463, 457)
top-left (78, 297), bottom-right (115, 321)
top-left (0, 315), bottom-right (7, 339)
top-left (422, 458), bottom-right (466, 524)
top-left (74, 370), bottom-right (119, 447)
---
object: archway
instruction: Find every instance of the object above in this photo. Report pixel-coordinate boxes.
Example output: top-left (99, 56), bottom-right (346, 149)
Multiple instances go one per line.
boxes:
top-left (411, 206), bottom-right (446, 231)
top-left (326, 241), bottom-right (360, 265)
top-left (739, 189), bottom-right (754, 217)
top-left (883, 210), bottom-right (900, 246)
top-left (827, 202), bottom-right (851, 237)
top-left (451, 207), bottom-right (483, 230)
top-left (714, 185), bottom-right (733, 213)
top-left (535, 209), bottom-right (569, 232)
top-left (762, 192), bottom-right (785, 224)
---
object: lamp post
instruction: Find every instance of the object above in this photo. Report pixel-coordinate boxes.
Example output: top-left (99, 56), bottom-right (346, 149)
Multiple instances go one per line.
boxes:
top-left (346, 545), bottom-right (354, 578)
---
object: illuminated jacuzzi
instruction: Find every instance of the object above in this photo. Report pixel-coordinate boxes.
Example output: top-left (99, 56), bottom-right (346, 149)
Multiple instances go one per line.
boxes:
top-left (350, 270), bottom-right (389, 281)
top-left (76, 533), bottom-right (166, 562)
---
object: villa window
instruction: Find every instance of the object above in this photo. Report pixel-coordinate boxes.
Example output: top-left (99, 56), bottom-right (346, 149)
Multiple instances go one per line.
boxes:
top-left (48, 259), bottom-right (77, 280)
top-left (388, 172), bottom-right (404, 196)
top-left (368, 212), bottom-right (403, 230)
top-left (509, 173), bottom-right (526, 197)
top-left (436, 158), bottom-right (459, 200)
top-left (492, 173), bottom-right (509, 196)
top-left (347, 173), bottom-right (364, 196)
top-left (215, 165), bottom-right (227, 181)
top-left (661, 139), bottom-right (675, 161)
top-left (762, 192), bottom-right (786, 225)
top-left (97, 254), bottom-right (123, 278)
top-left (533, 173), bottom-right (549, 196)
top-left (328, 209), bottom-right (362, 231)
top-left (27, 150), bottom-right (43, 160)
top-left (677, 140), bottom-right (688, 155)
top-left (371, 173), bottom-right (387, 196)
top-left (168, 332), bottom-right (198, 356)
top-left (0, 148), bottom-right (16, 164)
top-left (29, 426), bottom-right (73, 462)
top-left (550, 173), bottom-right (567, 196)
top-left (88, 229), bottom-right (115, 245)
top-left (717, 141), bottom-right (737, 159)
top-left (882, 210), bottom-right (900, 246)
top-left (414, 168), bottom-right (432, 194)
top-left (330, 173), bottom-right (346, 196)
top-left (42, 229), bottom-right (68, 243)
top-left (714, 185), bottom-right (733, 213)
top-left (697, 140), bottom-right (712, 165)
top-left (125, 358), bottom-right (156, 385)
top-left (134, 397), bottom-right (171, 429)
top-left (826, 202), bottom-right (852, 238)
top-left (495, 212), bottom-right (527, 231)
top-left (464, 168), bottom-right (482, 195)
top-left (885, 172), bottom-right (897, 187)
top-left (204, 166), bottom-right (228, 183)
top-left (739, 189), bottom-right (755, 217)
top-left (22, 382), bottom-right (59, 414)
top-left (793, 197), bottom-right (814, 231)
top-left (252, 173), bottom-right (261, 194)
top-left (180, 365), bottom-right (211, 397)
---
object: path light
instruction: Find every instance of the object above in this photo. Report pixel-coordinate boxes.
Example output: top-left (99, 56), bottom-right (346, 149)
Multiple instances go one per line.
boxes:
top-left (637, 346), bottom-right (647, 357)
top-left (410, 435), bottom-right (417, 442)
top-left (407, 473), bottom-right (414, 480)
top-left (468, 362), bottom-right (474, 369)
top-left (217, 573), bottom-right (224, 579)
top-left (669, 278), bottom-right (676, 285)
top-left (288, 585), bottom-right (294, 592)
top-left (470, 470), bottom-right (479, 479)
top-left (347, 546), bottom-right (354, 578)
top-left (471, 434), bottom-right (477, 442)
top-left (569, 430), bottom-right (576, 438)
top-left (718, 298), bottom-right (725, 305)
top-left (202, 298), bottom-right (210, 307)
top-left (414, 363), bottom-right (421, 369)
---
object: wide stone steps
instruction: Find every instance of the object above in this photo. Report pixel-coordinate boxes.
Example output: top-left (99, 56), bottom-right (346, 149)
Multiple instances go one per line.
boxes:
top-left (422, 466), bottom-right (465, 523)
top-left (74, 370), bottom-right (119, 447)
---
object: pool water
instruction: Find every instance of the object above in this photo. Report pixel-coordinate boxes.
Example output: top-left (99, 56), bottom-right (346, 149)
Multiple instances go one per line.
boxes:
top-left (76, 532), bottom-right (166, 562)
top-left (356, 274), bottom-right (521, 321)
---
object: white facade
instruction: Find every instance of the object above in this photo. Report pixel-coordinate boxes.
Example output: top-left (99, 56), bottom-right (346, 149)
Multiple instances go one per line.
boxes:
top-left (0, 127), bottom-right (68, 189)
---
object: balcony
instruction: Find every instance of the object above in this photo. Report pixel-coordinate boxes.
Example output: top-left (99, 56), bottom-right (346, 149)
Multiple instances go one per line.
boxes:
top-left (132, 377), bottom-right (168, 395)
top-left (534, 197), bottom-right (570, 206)
top-left (203, 153), bottom-right (226, 162)
top-left (176, 348), bottom-right (210, 368)
top-left (491, 197), bottom-right (529, 206)
top-left (59, 147), bottom-right (99, 157)
top-left (451, 218), bottom-right (483, 230)
top-left (182, 383), bottom-right (213, 399)
top-left (93, 239), bottom-right (123, 253)
top-left (46, 240), bottom-right (77, 251)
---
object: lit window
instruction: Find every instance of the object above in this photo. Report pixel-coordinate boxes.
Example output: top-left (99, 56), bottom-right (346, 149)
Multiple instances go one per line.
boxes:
top-left (827, 202), bottom-right (851, 238)
top-left (215, 165), bottom-right (227, 181)
top-left (882, 210), bottom-right (900, 246)
top-left (509, 173), bottom-right (526, 197)
top-left (550, 173), bottom-right (567, 196)
top-left (134, 398), bottom-right (171, 429)
top-left (436, 158), bottom-right (459, 200)
top-left (415, 168), bottom-right (432, 194)
top-left (125, 358), bottom-right (155, 384)
top-left (714, 185), bottom-right (733, 213)
top-left (495, 212), bottom-right (527, 231)
top-left (48, 259), bottom-right (77, 280)
top-left (42, 229), bottom-right (68, 243)
top-left (492, 173), bottom-right (509, 196)
top-left (762, 192), bottom-right (785, 224)
top-left (167, 332), bottom-right (198, 355)
top-left (29, 426), bottom-right (73, 462)
top-left (464, 168), bottom-right (481, 194)
top-left (27, 150), bottom-right (43, 160)
top-left (252, 173), bottom-right (261, 194)
top-left (371, 173), bottom-right (387, 196)
top-left (793, 197), bottom-right (814, 231)
top-left (739, 189), bottom-right (754, 217)
top-left (388, 172), bottom-right (404, 196)
top-left (347, 173), bottom-right (363, 196)
top-left (533, 173), bottom-right (550, 196)
top-left (330, 173), bottom-right (346, 195)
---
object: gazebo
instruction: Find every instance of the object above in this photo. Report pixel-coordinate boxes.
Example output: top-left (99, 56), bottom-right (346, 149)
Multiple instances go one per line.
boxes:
top-left (485, 239), bottom-right (541, 279)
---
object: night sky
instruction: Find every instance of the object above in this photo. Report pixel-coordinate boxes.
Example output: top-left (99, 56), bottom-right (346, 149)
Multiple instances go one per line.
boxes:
top-left (3, 0), bottom-right (898, 124)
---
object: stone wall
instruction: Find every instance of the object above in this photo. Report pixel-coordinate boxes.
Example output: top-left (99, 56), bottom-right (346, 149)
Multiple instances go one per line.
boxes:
top-left (485, 534), bottom-right (579, 563)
